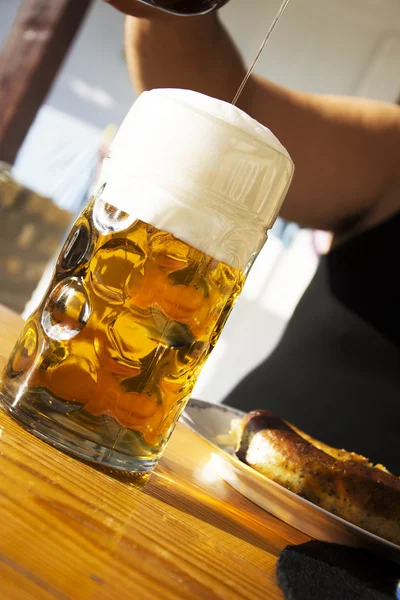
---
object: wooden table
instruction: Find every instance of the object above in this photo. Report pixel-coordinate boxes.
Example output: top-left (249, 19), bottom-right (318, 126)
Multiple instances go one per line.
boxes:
top-left (0, 304), bottom-right (308, 600)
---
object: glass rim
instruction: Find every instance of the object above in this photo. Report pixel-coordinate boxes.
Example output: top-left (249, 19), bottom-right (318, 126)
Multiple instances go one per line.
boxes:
top-left (136, 0), bottom-right (228, 17)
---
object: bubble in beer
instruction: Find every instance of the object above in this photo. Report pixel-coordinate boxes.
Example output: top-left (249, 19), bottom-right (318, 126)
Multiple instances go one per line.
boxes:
top-left (58, 221), bottom-right (91, 273)
top-left (93, 193), bottom-right (137, 234)
top-left (42, 278), bottom-right (91, 341)
top-left (90, 238), bottom-right (146, 305)
top-left (10, 320), bottom-right (39, 375)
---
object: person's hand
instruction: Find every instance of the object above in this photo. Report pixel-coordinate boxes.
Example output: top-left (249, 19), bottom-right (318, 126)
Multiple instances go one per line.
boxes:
top-left (103, 0), bottom-right (174, 19)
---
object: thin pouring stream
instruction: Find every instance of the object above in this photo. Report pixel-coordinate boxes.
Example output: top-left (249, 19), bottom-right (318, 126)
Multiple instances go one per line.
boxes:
top-left (232, 0), bottom-right (291, 106)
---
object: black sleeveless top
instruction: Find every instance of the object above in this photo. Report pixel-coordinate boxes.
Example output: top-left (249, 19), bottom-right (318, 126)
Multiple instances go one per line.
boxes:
top-left (223, 211), bottom-right (400, 475)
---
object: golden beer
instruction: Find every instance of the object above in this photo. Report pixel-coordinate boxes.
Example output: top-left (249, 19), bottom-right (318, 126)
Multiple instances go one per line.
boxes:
top-left (1, 197), bottom-right (243, 469)
top-left (0, 89), bottom-right (294, 471)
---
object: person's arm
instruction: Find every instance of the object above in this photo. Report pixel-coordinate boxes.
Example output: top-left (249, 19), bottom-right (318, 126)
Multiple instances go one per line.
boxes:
top-left (242, 77), bottom-right (400, 233)
top-left (107, 2), bottom-right (400, 233)
top-left (124, 11), bottom-right (245, 104)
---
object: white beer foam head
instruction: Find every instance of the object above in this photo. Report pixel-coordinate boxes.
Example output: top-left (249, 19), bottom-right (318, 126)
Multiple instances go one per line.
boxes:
top-left (98, 89), bottom-right (294, 270)
top-left (153, 88), bottom-right (291, 159)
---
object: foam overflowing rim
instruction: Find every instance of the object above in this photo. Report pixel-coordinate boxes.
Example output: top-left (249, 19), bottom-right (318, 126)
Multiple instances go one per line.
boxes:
top-left (150, 88), bottom-right (292, 162)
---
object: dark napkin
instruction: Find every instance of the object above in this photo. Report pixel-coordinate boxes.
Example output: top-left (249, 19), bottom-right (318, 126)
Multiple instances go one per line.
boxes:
top-left (276, 541), bottom-right (400, 600)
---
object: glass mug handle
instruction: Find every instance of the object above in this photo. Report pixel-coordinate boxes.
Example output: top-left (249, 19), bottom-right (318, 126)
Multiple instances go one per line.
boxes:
top-left (136, 0), bottom-right (230, 16)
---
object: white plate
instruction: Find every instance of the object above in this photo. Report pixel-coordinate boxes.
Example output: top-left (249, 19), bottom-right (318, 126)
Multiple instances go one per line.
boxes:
top-left (181, 398), bottom-right (400, 564)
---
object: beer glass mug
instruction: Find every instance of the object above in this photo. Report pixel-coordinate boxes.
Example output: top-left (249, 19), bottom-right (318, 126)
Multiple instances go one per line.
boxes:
top-left (0, 89), bottom-right (293, 472)
top-left (134, 0), bottom-right (230, 16)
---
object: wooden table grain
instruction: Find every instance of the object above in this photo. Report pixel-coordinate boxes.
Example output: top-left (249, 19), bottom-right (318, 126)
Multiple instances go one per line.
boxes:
top-left (0, 304), bottom-right (308, 600)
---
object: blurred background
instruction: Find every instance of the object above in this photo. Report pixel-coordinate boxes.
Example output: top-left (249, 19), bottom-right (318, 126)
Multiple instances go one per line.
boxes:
top-left (1, 0), bottom-right (400, 402)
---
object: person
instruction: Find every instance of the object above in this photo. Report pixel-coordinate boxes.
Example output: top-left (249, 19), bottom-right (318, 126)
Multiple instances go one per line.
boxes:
top-left (105, 1), bottom-right (400, 473)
